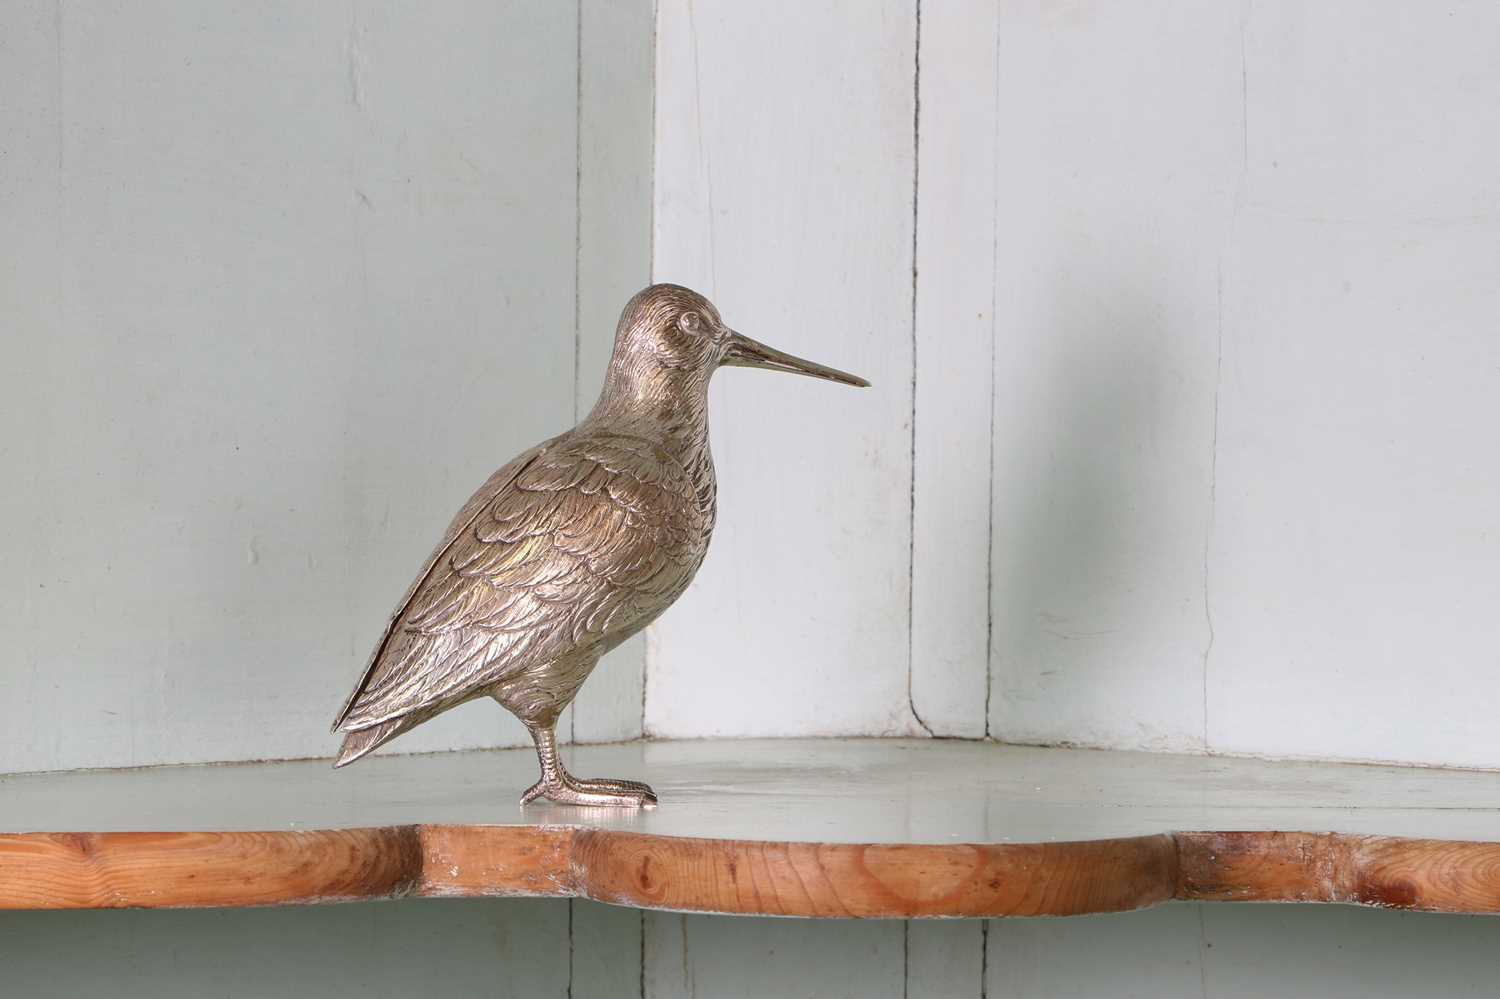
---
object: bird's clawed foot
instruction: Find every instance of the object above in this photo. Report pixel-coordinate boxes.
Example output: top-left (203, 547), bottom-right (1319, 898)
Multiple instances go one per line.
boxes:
top-left (522, 722), bottom-right (657, 807)
top-left (520, 774), bottom-right (658, 808)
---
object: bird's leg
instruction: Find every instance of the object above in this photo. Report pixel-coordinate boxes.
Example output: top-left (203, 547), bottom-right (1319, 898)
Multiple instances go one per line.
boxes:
top-left (520, 723), bottom-right (657, 807)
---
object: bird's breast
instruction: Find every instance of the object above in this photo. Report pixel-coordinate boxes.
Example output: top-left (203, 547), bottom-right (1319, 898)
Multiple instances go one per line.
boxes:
top-left (688, 446), bottom-right (717, 551)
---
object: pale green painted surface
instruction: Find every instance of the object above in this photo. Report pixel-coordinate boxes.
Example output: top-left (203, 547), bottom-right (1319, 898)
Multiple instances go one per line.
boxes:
top-left (0, 899), bottom-right (569, 999)
top-left (0, 0), bottom-right (582, 773)
top-left (11, 902), bottom-right (1480, 998)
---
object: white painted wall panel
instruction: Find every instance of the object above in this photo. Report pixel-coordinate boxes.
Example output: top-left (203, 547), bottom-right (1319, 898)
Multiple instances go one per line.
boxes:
top-left (0, 1), bottom-right (580, 772)
top-left (979, 0), bottom-right (1500, 767)
top-left (647, 0), bottom-right (919, 738)
top-left (986, 1), bottom-right (1239, 753)
top-left (647, 0), bottom-right (1500, 768)
top-left (1201, 1), bottom-right (1500, 767)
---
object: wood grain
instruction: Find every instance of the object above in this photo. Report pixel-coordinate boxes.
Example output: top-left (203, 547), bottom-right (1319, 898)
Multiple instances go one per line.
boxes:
top-left (418, 825), bottom-right (574, 899)
top-left (7, 825), bottom-right (1500, 916)
top-left (0, 829), bottom-right (421, 910)
top-left (573, 831), bottom-right (1177, 917)
top-left (1176, 831), bottom-right (1500, 913)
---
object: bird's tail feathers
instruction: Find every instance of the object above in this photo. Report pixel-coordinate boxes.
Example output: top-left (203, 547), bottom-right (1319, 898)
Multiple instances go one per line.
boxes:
top-left (333, 715), bottom-right (414, 768)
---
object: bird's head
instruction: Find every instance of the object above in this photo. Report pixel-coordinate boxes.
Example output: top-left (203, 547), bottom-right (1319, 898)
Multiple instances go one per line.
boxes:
top-left (608, 283), bottom-right (870, 394)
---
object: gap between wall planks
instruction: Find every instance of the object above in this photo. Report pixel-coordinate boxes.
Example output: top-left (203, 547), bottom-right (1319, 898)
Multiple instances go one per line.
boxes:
top-left (5, 826), bottom-right (1500, 916)
top-left (565, 0), bottom-right (657, 746)
top-left (910, 0), bottom-right (1000, 739)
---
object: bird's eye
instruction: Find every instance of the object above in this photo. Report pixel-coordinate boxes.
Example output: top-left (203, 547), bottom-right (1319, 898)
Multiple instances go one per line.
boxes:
top-left (678, 312), bottom-right (703, 335)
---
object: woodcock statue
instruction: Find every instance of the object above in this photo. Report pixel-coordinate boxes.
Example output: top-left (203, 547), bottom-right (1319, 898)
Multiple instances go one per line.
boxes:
top-left (332, 284), bottom-right (868, 806)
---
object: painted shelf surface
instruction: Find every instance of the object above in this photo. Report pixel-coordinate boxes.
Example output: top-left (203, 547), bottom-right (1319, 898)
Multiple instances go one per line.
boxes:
top-left (3, 739), bottom-right (1500, 917)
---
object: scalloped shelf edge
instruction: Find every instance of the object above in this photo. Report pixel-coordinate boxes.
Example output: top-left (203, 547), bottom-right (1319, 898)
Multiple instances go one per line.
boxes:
top-left (4, 827), bottom-right (1499, 917)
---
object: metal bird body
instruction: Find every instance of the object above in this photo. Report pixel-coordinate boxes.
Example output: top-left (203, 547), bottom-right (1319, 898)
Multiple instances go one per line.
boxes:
top-left (333, 284), bottom-right (867, 806)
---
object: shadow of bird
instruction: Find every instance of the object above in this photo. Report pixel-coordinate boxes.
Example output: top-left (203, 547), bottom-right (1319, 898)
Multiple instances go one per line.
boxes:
top-left (332, 284), bottom-right (868, 806)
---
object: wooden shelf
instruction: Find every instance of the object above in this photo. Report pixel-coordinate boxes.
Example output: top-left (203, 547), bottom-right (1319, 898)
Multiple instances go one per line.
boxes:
top-left (4, 739), bottom-right (1500, 917)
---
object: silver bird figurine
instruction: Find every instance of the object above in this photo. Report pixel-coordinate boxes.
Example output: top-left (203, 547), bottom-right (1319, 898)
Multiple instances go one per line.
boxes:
top-left (332, 284), bottom-right (868, 806)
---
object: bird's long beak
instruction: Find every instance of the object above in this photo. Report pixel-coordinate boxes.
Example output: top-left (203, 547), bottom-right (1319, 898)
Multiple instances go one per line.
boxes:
top-left (721, 331), bottom-right (870, 387)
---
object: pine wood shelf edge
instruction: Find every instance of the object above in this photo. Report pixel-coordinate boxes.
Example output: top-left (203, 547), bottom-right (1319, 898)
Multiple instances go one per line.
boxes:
top-left (5, 828), bottom-right (1500, 916)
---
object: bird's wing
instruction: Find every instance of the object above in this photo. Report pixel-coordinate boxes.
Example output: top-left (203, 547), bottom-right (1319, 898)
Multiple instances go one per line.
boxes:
top-left (334, 432), bottom-right (703, 732)
top-left (330, 440), bottom-right (555, 732)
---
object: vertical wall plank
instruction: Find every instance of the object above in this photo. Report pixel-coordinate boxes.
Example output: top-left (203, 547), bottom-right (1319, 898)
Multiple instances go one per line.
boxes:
top-left (0, 1), bottom-right (61, 771)
top-left (0, 2), bottom-right (581, 771)
top-left (569, 0), bottom-right (657, 745)
top-left (644, 913), bottom-right (904, 999)
top-left (648, 0), bottom-right (919, 738)
top-left (910, 0), bottom-right (1001, 736)
top-left (570, 901), bottom-right (644, 999)
top-left (987, 2), bottom-right (1239, 752)
top-left (906, 921), bottom-right (985, 999)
